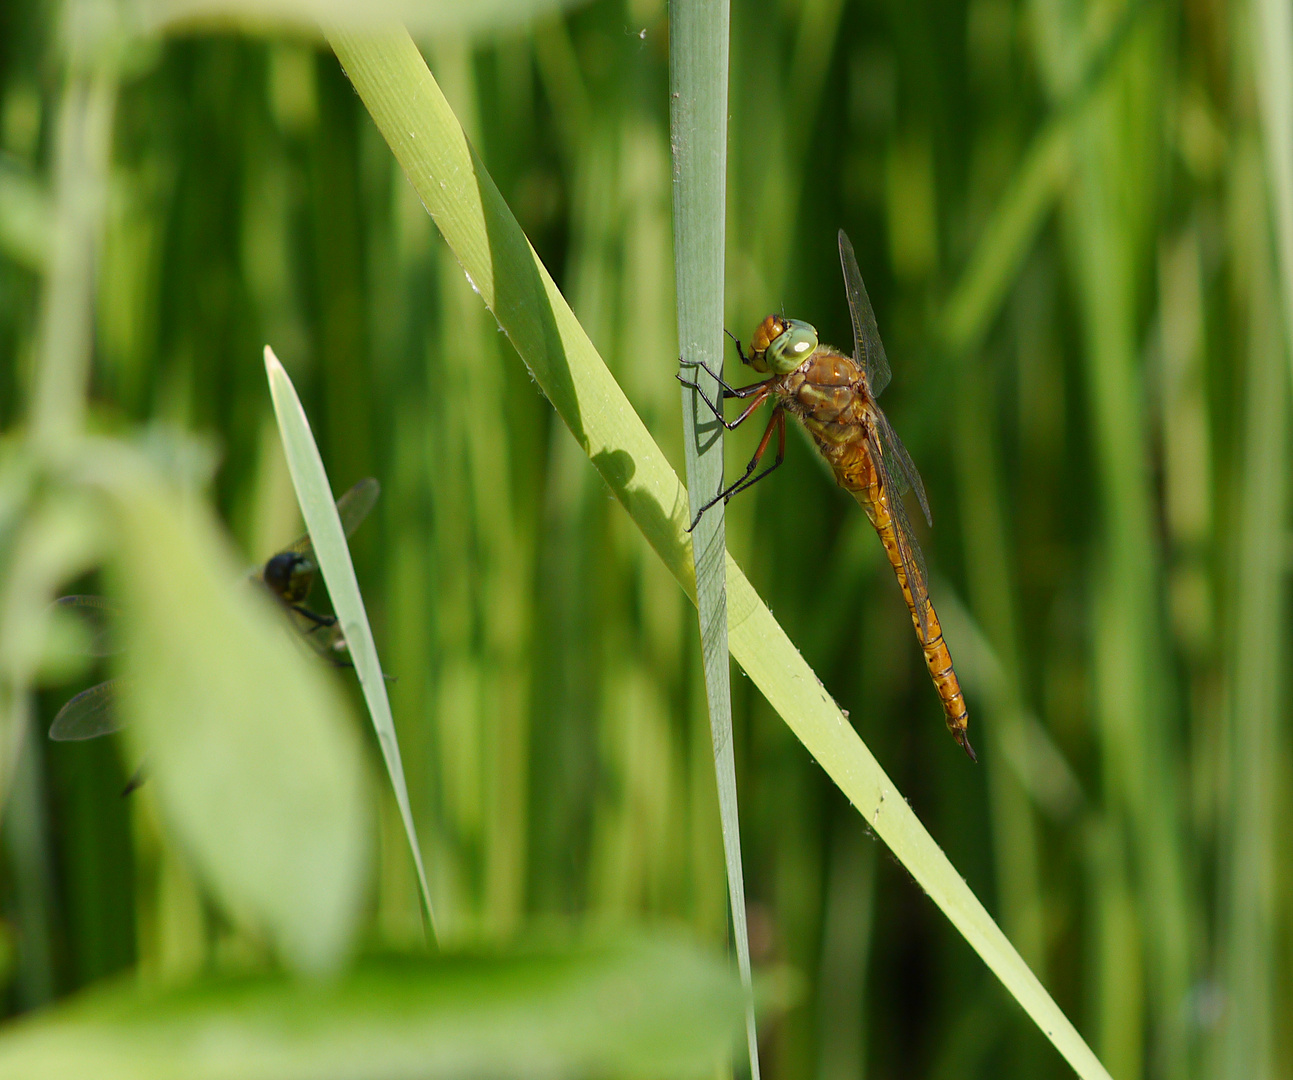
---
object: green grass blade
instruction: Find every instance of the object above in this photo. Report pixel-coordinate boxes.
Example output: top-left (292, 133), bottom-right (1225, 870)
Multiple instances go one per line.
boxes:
top-left (1245, 3), bottom-right (1293, 1070)
top-left (265, 347), bottom-right (437, 942)
top-left (1255, 0), bottom-right (1293, 375)
top-left (326, 29), bottom-right (1112, 1078)
top-left (1220, 148), bottom-right (1287, 1080)
top-left (669, 0), bottom-right (759, 1074)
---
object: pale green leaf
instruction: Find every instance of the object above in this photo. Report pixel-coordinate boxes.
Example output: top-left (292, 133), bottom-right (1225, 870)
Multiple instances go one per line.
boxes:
top-left (93, 449), bottom-right (371, 974)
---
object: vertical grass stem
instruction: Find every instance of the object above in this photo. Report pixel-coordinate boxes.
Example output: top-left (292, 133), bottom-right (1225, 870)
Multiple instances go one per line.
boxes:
top-left (669, 2), bottom-right (759, 1074)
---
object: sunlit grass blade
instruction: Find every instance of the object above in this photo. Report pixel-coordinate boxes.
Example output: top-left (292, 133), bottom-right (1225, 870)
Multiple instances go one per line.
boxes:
top-left (327, 30), bottom-right (1113, 1078)
top-left (265, 347), bottom-right (436, 942)
top-left (720, 562), bottom-right (1110, 1080)
top-left (1254, 0), bottom-right (1293, 392)
top-left (668, 1), bottom-right (759, 1077)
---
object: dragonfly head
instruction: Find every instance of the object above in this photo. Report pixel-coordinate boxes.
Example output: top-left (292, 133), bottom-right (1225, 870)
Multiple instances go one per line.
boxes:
top-left (262, 551), bottom-right (314, 605)
top-left (749, 316), bottom-right (818, 375)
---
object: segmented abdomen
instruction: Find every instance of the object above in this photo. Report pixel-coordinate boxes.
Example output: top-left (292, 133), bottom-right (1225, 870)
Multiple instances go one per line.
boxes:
top-left (834, 442), bottom-right (973, 758)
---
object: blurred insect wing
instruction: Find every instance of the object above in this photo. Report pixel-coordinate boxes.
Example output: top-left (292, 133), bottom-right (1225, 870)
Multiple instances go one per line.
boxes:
top-left (49, 679), bottom-right (124, 741)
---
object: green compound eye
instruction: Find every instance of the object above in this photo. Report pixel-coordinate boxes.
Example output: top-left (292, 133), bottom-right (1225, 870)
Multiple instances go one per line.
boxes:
top-left (765, 320), bottom-right (818, 374)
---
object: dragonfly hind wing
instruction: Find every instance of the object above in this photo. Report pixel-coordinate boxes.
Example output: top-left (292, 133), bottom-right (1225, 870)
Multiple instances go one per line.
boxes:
top-left (838, 230), bottom-right (892, 399)
top-left (283, 477), bottom-right (381, 557)
top-left (867, 428), bottom-right (932, 642)
top-left (49, 679), bottom-right (124, 741)
top-left (335, 477), bottom-right (380, 539)
top-left (53, 595), bottom-right (120, 658)
top-left (874, 409), bottom-right (931, 527)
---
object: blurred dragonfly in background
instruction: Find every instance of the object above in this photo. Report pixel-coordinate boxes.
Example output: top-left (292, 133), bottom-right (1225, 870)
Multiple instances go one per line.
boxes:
top-left (680, 231), bottom-right (973, 760)
top-left (47, 477), bottom-right (380, 744)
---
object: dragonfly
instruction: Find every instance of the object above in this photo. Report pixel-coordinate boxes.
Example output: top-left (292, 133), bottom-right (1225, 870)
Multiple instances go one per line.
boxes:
top-left (679, 231), bottom-right (973, 761)
top-left (47, 477), bottom-right (381, 744)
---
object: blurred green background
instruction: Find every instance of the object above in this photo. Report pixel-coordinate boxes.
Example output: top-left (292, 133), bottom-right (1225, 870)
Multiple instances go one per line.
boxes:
top-left (0, 0), bottom-right (1287, 1077)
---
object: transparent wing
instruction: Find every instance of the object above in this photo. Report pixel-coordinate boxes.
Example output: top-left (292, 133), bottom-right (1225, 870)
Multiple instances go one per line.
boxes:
top-left (334, 476), bottom-right (381, 538)
top-left (872, 407), bottom-right (931, 527)
top-left (866, 427), bottom-right (931, 641)
top-left (283, 477), bottom-right (381, 557)
top-left (49, 679), bottom-right (124, 741)
top-left (53, 595), bottom-right (120, 658)
top-left (838, 229), bottom-right (891, 398)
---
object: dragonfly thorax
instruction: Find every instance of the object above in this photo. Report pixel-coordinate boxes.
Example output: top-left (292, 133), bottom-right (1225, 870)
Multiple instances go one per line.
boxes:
top-left (749, 316), bottom-right (819, 375)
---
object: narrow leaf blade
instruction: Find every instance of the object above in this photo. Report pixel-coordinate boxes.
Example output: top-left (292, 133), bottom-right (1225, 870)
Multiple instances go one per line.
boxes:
top-left (265, 347), bottom-right (437, 941)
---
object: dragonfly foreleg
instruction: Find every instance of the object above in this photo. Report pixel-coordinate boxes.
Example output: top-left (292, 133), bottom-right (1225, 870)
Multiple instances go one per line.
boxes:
top-left (327, 655), bottom-right (398, 684)
top-left (122, 766), bottom-right (147, 797)
top-left (724, 328), bottom-right (750, 366)
top-left (678, 355), bottom-right (769, 400)
top-left (678, 371), bottom-right (773, 430)
top-left (676, 369), bottom-right (725, 423)
top-left (687, 407), bottom-right (786, 531)
top-left (292, 604), bottom-right (337, 630)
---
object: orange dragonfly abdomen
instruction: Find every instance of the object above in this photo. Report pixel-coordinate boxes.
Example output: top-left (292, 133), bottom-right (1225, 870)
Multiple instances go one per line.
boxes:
top-left (834, 440), bottom-right (974, 761)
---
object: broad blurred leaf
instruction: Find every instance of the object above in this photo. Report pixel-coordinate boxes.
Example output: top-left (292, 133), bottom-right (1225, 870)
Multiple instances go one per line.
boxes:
top-left (95, 450), bottom-right (371, 974)
top-left (0, 936), bottom-right (743, 1079)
